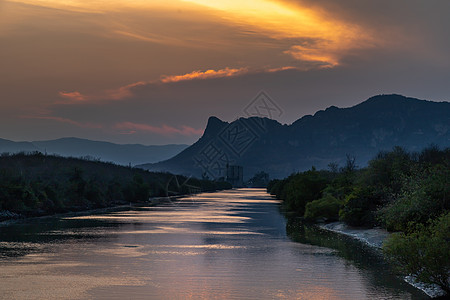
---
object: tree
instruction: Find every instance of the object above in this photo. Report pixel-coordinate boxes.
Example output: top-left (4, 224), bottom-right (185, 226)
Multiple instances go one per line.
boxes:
top-left (327, 162), bottom-right (339, 173)
top-left (66, 167), bottom-right (87, 206)
top-left (304, 194), bottom-right (342, 221)
top-left (247, 171), bottom-right (270, 188)
top-left (282, 169), bottom-right (328, 215)
top-left (383, 212), bottom-right (450, 294)
top-left (339, 186), bottom-right (378, 227)
top-left (378, 163), bottom-right (449, 232)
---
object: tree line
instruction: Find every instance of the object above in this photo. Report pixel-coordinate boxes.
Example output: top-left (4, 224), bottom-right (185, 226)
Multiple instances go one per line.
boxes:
top-left (267, 146), bottom-right (449, 293)
top-left (0, 152), bottom-right (231, 218)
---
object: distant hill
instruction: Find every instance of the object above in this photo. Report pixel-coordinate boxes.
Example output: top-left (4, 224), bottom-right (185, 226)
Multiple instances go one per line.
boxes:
top-left (0, 152), bottom-right (231, 218)
top-left (138, 94), bottom-right (450, 179)
top-left (0, 137), bottom-right (188, 166)
top-left (0, 138), bottom-right (38, 153)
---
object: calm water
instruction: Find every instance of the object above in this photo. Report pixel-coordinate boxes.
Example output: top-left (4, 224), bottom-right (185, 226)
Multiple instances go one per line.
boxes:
top-left (0, 189), bottom-right (427, 299)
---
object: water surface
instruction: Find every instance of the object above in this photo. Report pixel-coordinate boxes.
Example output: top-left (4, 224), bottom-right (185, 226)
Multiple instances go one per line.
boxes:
top-left (0, 189), bottom-right (427, 299)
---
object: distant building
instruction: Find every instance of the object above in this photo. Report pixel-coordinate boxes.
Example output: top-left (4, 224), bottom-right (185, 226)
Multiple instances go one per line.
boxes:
top-left (226, 165), bottom-right (244, 187)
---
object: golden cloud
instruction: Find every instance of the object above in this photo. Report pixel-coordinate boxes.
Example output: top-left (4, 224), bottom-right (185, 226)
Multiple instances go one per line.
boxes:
top-left (58, 68), bottom-right (249, 103)
top-left (160, 68), bottom-right (248, 83)
top-left (59, 91), bottom-right (87, 102)
top-left (9, 0), bottom-right (376, 68)
top-left (182, 0), bottom-right (375, 66)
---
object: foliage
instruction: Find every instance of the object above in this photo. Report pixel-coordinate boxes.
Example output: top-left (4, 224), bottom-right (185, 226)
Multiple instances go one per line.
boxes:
top-left (304, 194), bottom-right (342, 221)
top-left (268, 145), bottom-right (449, 295)
top-left (0, 152), bottom-right (231, 218)
top-left (246, 171), bottom-right (270, 188)
top-left (338, 186), bottom-right (380, 227)
top-left (383, 212), bottom-right (450, 293)
top-left (377, 155), bottom-right (449, 232)
top-left (267, 178), bottom-right (289, 200)
top-left (278, 168), bottom-right (329, 215)
top-left (361, 146), bottom-right (413, 202)
top-left (268, 145), bottom-right (449, 230)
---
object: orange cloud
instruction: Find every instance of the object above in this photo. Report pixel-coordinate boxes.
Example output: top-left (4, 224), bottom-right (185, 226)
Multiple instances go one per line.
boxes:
top-left (115, 122), bottom-right (204, 137)
top-left (284, 45), bottom-right (339, 68)
top-left (160, 67), bottom-right (248, 83)
top-left (58, 68), bottom-right (249, 103)
top-left (58, 81), bottom-right (147, 103)
top-left (56, 65), bottom-right (312, 106)
top-left (182, 0), bottom-right (375, 66)
top-left (266, 66), bottom-right (300, 73)
top-left (59, 91), bottom-right (87, 102)
top-left (105, 81), bottom-right (147, 100)
top-left (9, 0), bottom-right (378, 72)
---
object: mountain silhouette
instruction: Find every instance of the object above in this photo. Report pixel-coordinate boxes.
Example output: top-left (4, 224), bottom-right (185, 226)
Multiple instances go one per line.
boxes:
top-left (138, 94), bottom-right (449, 179)
top-left (0, 137), bottom-right (188, 166)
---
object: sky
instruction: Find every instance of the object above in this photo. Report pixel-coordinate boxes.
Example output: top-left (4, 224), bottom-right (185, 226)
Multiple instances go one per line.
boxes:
top-left (1, 0), bottom-right (449, 145)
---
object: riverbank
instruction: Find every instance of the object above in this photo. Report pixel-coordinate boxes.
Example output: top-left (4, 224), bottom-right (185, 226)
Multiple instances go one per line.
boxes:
top-left (318, 221), bottom-right (446, 298)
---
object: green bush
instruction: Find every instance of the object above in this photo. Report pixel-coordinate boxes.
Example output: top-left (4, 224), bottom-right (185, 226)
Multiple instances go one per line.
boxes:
top-left (282, 169), bottom-right (329, 215)
top-left (383, 212), bottom-right (450, 293)
top-left (304, 194), bottom-right (342, 221)
top-left (339, 187), bottom-right (378, 227)
top-left (267, 178), bottom-right (289, 199)
top-left (378, 163), bottom-right (449, 232)
top-left (361, 146), bottom-right (413, 201)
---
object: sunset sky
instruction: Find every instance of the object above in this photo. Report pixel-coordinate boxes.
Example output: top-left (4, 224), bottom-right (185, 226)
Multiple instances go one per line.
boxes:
top-left (1, 0), bottom-right (449, 145)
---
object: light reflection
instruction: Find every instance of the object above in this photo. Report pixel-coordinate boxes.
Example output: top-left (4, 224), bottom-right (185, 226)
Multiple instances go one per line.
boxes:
top-left (42, 228), bottom-right (263, 236)
top-left (66, 215), bottom-right (251, 223)
top-left (151, 244), bottom-right (246, 250)
top-left (0, 253), bottom-right (145, 299)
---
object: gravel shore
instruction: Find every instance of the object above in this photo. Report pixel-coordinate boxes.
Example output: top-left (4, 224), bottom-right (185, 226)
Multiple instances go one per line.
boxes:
top-left (318, 222), bottom-right (446, 298)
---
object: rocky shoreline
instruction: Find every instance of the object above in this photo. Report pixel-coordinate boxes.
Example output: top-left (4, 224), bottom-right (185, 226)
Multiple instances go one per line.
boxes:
top-left (318, 222), bottom-right (446, 298)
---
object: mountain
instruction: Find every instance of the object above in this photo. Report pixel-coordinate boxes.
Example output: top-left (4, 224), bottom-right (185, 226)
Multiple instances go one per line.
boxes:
top-left (0, 137), bottom-right (188, 166)
top-left (0, 138), bottom-right (38, 153)
top-left (137, 94), bottom-right (450, 179)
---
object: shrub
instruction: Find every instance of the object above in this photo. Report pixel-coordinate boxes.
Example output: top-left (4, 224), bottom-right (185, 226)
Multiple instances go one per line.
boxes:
top-left (361, 146), bottom-right (413, 202)
top-left (378, 163), bottom-right (449, 232)
top-left (304, 194), bottom-right (342, 221)
top-left (339, 186), bottom-right (378, 227)
top-left (383, 212), bottom-right (450, 294)
top-left (282, 169), bottom-right (329, 215)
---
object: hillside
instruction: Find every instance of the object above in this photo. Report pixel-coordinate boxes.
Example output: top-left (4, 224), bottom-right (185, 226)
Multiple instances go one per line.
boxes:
top-left (138, 94), bottom-right (450, 179)
top-left (0, 138), bottom-right (38, 153)
top-left (0, 153), bottom-right (230, 219)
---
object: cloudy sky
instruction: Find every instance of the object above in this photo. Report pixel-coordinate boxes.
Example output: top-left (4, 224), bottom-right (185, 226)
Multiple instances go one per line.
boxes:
top-left (1, 0), bottom-right (449, 145)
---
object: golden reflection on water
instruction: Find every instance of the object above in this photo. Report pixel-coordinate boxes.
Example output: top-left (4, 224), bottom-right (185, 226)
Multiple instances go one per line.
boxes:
top-left (0, 253), bottom-right (146, 299)
top-left (67, 214), bottom-right (251, 223)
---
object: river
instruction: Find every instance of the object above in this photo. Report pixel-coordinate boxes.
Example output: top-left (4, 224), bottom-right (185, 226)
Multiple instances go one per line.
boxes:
top-left (0, 189), bottom-right (427, 299)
